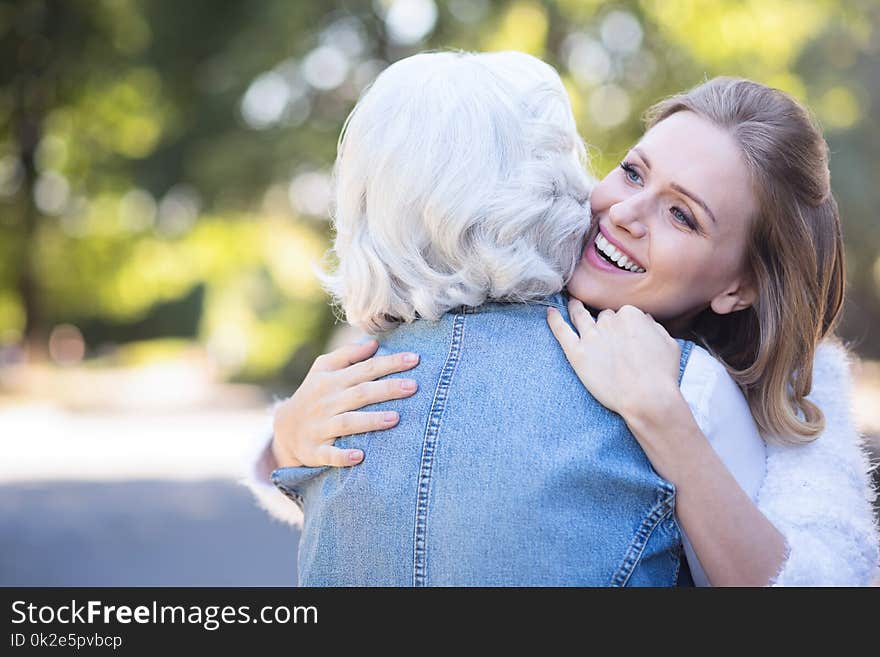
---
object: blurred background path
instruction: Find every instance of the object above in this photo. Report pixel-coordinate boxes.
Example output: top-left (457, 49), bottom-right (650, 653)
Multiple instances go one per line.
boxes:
top-left (0, 357), bottom-right (301, 586)
top-left (0, 480), bottom-right (298, 586)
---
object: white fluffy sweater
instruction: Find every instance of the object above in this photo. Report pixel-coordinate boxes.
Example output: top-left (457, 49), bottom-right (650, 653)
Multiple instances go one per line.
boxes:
top-left (240, 340), bottom-right (880, 586)
top-left (761, 341), bottom-right (879, 585)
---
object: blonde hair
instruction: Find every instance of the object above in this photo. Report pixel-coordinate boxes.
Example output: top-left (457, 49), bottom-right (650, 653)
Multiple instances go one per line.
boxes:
top-left (321, 51), bottom-right (592, 333)
top-left (645, 77), bottom-right (845, 445)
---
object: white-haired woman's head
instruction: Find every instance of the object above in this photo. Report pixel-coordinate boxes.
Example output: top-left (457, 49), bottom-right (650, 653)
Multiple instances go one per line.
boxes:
top-left (321, 50), bottom-right (593, 333)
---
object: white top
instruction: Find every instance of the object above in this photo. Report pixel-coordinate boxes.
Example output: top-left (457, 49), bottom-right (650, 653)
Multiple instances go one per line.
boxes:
top-left (678, 344), bottom-right (767, 586)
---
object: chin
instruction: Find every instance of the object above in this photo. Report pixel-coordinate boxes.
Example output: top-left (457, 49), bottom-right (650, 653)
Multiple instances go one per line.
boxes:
top-left (566, 274), bottom-right (615, 311)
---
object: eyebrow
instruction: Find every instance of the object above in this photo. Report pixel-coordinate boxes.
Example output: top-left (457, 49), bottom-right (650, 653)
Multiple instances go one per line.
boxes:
top-left (633, 147), bottom-right (717, 225)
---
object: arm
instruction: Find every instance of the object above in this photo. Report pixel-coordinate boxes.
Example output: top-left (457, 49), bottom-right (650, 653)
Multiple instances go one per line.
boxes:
top-left (238, 339), bottom-right (421, 524)
top-left (548, 300), bottom-right (787, 586)
top-left (674, 346), bottom-right (771, 586)
top-left (626, 389), bottom-right (787, 586)
top-left (662, 340), bottom-right (880, 586)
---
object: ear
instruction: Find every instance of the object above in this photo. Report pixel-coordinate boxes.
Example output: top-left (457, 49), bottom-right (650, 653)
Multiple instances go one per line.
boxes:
top-left (710, 278), bottom-right (757, 315)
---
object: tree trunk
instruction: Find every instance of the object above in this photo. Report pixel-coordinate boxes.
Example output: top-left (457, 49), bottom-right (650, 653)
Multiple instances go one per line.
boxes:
top-left (14, 76), bottom-right (47, 358)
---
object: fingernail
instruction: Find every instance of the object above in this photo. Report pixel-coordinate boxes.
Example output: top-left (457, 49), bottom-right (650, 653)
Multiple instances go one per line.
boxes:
top-left (401, 380), bottom-right (417, 392)
top-left (403, 353), bottom-right (419, 364)
top-left (383, 411), bottom-right (399, 424)
top-left (547, 307), bottom-right (557, 315)
top-left (349, 450), bottom-right (364, 463)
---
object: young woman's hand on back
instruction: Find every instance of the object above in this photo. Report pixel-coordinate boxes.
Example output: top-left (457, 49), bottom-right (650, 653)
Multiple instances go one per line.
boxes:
top-left (271, 340), bottom-right (419, 469)
top-left (547, 298), bottom-right (693, 482)
top-left (547, 299), bottom-right (682, 419)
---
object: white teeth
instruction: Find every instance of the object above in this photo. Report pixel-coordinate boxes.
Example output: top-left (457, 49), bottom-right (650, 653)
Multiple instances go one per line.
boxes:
top-left (594, 233), bottom-right (646, 273)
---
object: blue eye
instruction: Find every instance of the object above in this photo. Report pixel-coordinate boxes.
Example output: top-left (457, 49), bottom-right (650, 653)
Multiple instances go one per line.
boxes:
top-left (619, 161), bottom-right (641, 184)
top-left (671, 206), bottom-right (696, 229)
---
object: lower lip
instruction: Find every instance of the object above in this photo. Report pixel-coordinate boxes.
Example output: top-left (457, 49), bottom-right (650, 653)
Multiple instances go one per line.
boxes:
top-left (583, 236), bottom-right (640, 275)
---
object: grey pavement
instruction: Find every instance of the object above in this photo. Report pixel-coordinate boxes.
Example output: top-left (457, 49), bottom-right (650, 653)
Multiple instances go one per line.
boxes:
top-left (0, 480), bottom-right (300, 586)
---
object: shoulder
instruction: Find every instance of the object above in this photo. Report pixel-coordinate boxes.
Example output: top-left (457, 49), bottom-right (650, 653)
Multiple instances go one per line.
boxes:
top-left (680, 343), bottom-right (757, 438)
top-left (763, 339), bottom-right (873, 488)
top-left (759, 339), bottom-right (880, 585)
top-left (805, 339), bottom-right (856, 429)
top-left (767, 339), bottom-right (865, 464)
top-left (680, 344), bottom-right (767, 501)
top-left (679, 344), bottom-right (721, 436)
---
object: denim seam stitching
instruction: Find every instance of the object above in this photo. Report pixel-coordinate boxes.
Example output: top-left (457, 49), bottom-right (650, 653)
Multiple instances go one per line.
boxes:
top-left (609, 486), bottom-right (676, 587)
top-left (609, 341), bottom-right (691, 587)
top-left (412, 313), bottom-right (466, 586)
top-left (670, 528), bottom-right (683, 586)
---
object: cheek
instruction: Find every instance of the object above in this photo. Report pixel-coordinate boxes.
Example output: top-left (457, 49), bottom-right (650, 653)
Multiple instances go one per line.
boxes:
top-left (588, 178), bottom-right (618, 213)
top-left (693, 238), bottom-right (748, 289)
top-left (655, 250), bottom-right (735, 308)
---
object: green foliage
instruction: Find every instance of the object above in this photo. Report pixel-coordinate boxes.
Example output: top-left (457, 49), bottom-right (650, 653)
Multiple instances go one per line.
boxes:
top-left (2, 0), bottom-right (879, 383)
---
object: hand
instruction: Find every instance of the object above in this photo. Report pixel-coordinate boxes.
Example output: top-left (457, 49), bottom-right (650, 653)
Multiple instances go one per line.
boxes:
top-left (546, 299), bottom-right (682, 422)
top-left (271, 340), bottom-right (419, 468)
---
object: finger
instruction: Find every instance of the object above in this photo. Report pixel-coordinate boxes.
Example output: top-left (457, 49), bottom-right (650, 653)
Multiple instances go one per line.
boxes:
top-left (567, 298), bottom-right (596, 336)
top-left (333, 379), bottom-right (418, 413)
top-left (595, 308), bottom-right (616, 328)
top-left (324, 410), bottom-right (401, 438)
top-left (311, 443), bottom-right (365, 467)
top-left (616, 305), bottom-right (651, 334)
top-left (617, 304), bottom-right (646, 319)
top-left (546, 306), bottom-right (581, 356)
top-left (314, 339), bottom-right (379, 372)
top-left (339, 351), bottom-right (420, 386)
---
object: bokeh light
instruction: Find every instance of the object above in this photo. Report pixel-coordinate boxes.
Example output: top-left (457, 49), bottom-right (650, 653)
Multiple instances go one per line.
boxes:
top-left (33, 171), bottom-right (70, 215)
top-left (119, 188), bottom-right (158, 232)
top-left (600, 10), bottom-right (643, 54)
top-left (588, 83), bottom-right (630, 128)
top-left (288, 171), bottom-right (332, 218)
top-left (302, 45), bottom-right (350, 91)
top-left (241, 72), bottom-right (291, 129)
top-left (565, 33), bottom-right (612, 87)
top-left (383, 0), bottom-right (439, 45)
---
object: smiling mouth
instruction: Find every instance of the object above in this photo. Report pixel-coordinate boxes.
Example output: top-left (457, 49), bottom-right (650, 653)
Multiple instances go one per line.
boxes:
top-left (593, 232), bottom-right (646, 273)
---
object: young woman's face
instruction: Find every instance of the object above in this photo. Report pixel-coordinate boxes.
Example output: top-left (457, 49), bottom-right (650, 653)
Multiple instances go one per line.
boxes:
top-left (567, 111), bottom-right (759, 333)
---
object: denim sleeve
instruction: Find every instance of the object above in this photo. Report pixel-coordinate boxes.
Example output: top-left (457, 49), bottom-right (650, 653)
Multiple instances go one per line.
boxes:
top-left (238, 430), bottom-right (306, 526)
top-left (271, 465), bottom-right (332, 510)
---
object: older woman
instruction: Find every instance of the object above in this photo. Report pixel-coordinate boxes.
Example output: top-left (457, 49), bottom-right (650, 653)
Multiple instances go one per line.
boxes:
top-left (245, 52), bottom-right (879, 586)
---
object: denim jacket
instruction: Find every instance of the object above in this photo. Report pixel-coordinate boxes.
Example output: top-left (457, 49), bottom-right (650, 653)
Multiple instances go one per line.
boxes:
top-left (272, 292), bottom-right (694, 586)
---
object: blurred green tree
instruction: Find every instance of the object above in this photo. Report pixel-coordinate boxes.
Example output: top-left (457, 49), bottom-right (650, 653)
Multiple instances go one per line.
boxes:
top-left (1, 0), bottom-right (878, 385)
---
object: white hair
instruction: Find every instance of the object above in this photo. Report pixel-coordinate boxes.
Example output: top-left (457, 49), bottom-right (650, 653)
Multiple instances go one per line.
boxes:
top-left (320, 50), bottom-right (594, 334)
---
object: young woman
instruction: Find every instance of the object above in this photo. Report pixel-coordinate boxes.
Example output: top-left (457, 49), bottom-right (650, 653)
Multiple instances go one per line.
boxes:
top-left (245, 55), bottom-right (879, 586)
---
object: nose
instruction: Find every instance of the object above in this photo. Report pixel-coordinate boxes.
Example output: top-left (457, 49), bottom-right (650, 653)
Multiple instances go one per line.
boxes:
top-left (607, 194), bottom-right (648, 239)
